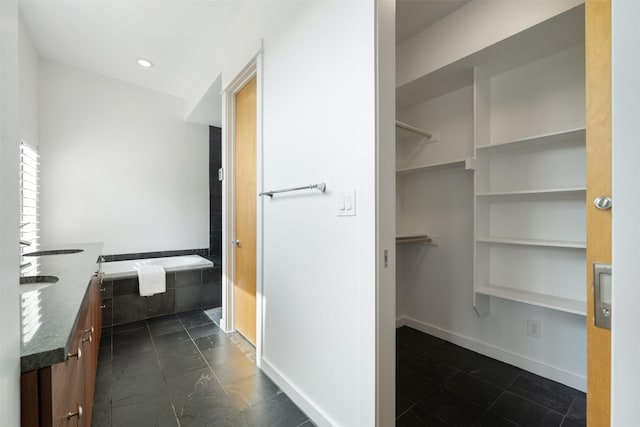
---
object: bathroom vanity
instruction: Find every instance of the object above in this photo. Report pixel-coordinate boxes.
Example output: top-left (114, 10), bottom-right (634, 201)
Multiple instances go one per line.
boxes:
top-left (19, 243), bottom-right (103, 427)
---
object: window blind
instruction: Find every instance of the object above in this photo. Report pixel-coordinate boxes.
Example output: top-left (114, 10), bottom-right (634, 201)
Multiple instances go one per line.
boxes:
top-left (20, 142), bottom-right (39, 261)
top-left (20, 142), bottom-right (43, 342)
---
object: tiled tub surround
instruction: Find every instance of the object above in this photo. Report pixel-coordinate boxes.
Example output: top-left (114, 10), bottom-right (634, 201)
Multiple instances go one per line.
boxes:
top-left (20, 242), bottom-right (104, 371)
top-left (101, 255), bottom-right (221, 326)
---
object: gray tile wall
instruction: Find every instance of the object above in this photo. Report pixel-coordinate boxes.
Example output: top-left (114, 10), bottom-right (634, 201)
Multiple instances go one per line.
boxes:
top-left (101, 267), bottom-right (222, 327)
top-left (210, 126), bottom-right (222, 265)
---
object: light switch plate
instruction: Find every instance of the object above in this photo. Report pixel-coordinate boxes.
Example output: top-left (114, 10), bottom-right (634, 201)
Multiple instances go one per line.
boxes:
top-left (337, 190), bottom-right (356, 216)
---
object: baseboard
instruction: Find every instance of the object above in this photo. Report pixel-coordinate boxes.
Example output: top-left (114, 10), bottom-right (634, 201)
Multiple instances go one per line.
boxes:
top-left (260, 357), bottom-right (338, 427)
top-left (396, 316), bottom-right (407, 328)
top-left (397, 316), bottom-right (586, 392)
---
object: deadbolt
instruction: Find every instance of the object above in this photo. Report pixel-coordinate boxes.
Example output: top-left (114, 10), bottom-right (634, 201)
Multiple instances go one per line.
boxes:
top-left (594, 196), bottom-right (612, 210)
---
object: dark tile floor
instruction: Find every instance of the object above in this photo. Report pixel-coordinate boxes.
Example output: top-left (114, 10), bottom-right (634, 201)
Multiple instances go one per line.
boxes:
top-left (92, 309), bottom-right (313, 427)
top-left (396, 326), bottom-right (587, 427)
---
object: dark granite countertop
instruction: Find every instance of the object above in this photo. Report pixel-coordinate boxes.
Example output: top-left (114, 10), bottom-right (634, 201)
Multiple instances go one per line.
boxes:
top-left (20, 242), bottom-right (103, 372)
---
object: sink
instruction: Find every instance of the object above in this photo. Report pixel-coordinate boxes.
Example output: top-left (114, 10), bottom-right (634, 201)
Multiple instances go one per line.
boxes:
top-left (20, 275), bottom-right (59, 294)
top-left (23, 249), bottom-right (84, 257)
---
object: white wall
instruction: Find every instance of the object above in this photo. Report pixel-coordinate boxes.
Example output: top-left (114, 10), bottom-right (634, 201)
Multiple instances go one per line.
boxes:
top-left (490, 45), bottom-right (585, 143)
top-left (184, 2), bottom-right (301, 120)
top-left (18, 13), bottom-right (38, 145)
top-left (611, 0), bottom-right (640, 423)
top-left (39, 60), bottom-right (209, 255)
top-left (396, 169), bottom-right (587, 390)
top-left (396, 85), bottom-right (473, 170)
top-left (0, 1), bottom-right (21, 425)
top-left (258, 3), bottom-right (376, 425)
top-left (186, 74), bottom-right (222, 127)
top-left (395, 5), bottom-right (587, 391)
top-left (192, 2), bottom-right (379, 426)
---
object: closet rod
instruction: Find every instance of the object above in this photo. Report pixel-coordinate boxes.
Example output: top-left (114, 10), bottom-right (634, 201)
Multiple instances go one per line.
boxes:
top-left (396, 235), bottom-right (433, 245)
top-left (395, 120), bottom-right (432, 139)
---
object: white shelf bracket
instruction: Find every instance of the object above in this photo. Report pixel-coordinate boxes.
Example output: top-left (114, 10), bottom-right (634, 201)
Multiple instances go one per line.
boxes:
top-left (465, 157), bottom-right (477, 171)
top-left (473, 293), bottom-right (491, 317)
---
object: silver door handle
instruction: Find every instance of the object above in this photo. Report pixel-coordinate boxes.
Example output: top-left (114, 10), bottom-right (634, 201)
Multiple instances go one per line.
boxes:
top-left (594, 263), bottom-right (612, 329)
top-left (231, 240), bottom-right (241, 247)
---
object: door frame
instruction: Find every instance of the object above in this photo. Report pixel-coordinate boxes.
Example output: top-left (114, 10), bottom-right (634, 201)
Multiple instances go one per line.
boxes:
top-left (221, 52), bottom-right (264, 365)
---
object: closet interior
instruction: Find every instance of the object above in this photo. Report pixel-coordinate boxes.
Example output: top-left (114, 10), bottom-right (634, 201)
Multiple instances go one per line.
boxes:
top-left (395, 2), bottom-right (587, 391)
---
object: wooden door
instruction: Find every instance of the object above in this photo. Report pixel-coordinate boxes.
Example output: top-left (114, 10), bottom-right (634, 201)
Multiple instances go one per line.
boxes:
top-left (586, 0), bottom-right (611, 425)
top-left (233, 76), bottom-right (257, 345)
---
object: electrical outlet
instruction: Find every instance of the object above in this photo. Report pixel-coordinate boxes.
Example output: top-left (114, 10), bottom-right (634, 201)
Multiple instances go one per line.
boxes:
top-left (527, 319), bottom-right (542, 339)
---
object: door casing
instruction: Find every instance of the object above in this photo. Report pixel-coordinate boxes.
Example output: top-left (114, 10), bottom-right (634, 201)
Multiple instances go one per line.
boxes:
top-left (221, 52), bottom-right (264, 365)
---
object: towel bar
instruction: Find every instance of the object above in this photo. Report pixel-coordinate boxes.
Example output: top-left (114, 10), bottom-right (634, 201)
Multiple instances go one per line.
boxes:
top-left (259, 183), bottom-right (327, 198)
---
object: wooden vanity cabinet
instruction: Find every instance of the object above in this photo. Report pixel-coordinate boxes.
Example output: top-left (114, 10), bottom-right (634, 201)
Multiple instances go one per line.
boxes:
top-left (82, 274), bottom-right (102, 424)
top-left (21, 274), bottom-right (102, 427)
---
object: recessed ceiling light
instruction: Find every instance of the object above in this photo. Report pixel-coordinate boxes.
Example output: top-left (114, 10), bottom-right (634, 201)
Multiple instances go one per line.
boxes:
top-left (137, 58), bottom-right (153, 68)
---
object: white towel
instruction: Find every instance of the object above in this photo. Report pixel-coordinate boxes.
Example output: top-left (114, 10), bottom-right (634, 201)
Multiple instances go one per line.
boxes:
top-left (136, 265), bottom-right (166, 297)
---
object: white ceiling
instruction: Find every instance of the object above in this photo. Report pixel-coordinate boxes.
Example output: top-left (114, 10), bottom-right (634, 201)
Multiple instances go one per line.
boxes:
top-left (19, 0), bottom-right (243, 100)
top-left (396, 0), bottom-right (471, 44)
top-left (18, 0), bottom-right (471, 124)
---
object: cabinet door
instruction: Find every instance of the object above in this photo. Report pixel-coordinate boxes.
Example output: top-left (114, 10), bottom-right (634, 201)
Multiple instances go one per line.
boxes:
top-left (20, 370), bottom-right (40, 427)
top-left (82, 276), bottom-right (101, 425)
top-left (48, 328), bottom-right (85, 427)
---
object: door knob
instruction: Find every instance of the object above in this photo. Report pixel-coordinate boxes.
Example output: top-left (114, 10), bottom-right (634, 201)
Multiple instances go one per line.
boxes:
top-left (594, 196), bottom-right (612, 210)
top-left (231, 240), bottom-right (241, 247)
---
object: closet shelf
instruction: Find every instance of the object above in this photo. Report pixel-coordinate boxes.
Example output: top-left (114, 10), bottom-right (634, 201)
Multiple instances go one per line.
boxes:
top-left (397, 158), bottom-right (470, 176)
top-left (476, 128), bottom-right (586, 154)
top-left (476, 187), bottom-right (586, 198)
top-left (396, 235), bottom-right (438, 245)
top-left (475, 237), bottom-right (586, 249)
top-left (476, 285), bottom-right (586, 316)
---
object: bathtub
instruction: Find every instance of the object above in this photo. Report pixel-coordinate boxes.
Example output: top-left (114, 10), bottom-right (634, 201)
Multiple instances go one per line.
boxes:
top-left (102, 255), bottom-right (214, 280)
top-left (100, 254), bottom-right (221, 326)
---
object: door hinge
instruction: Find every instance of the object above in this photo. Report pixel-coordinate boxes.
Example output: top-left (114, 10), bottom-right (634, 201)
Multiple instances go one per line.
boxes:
top-left (218, 168), bottom-right (224, 182)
